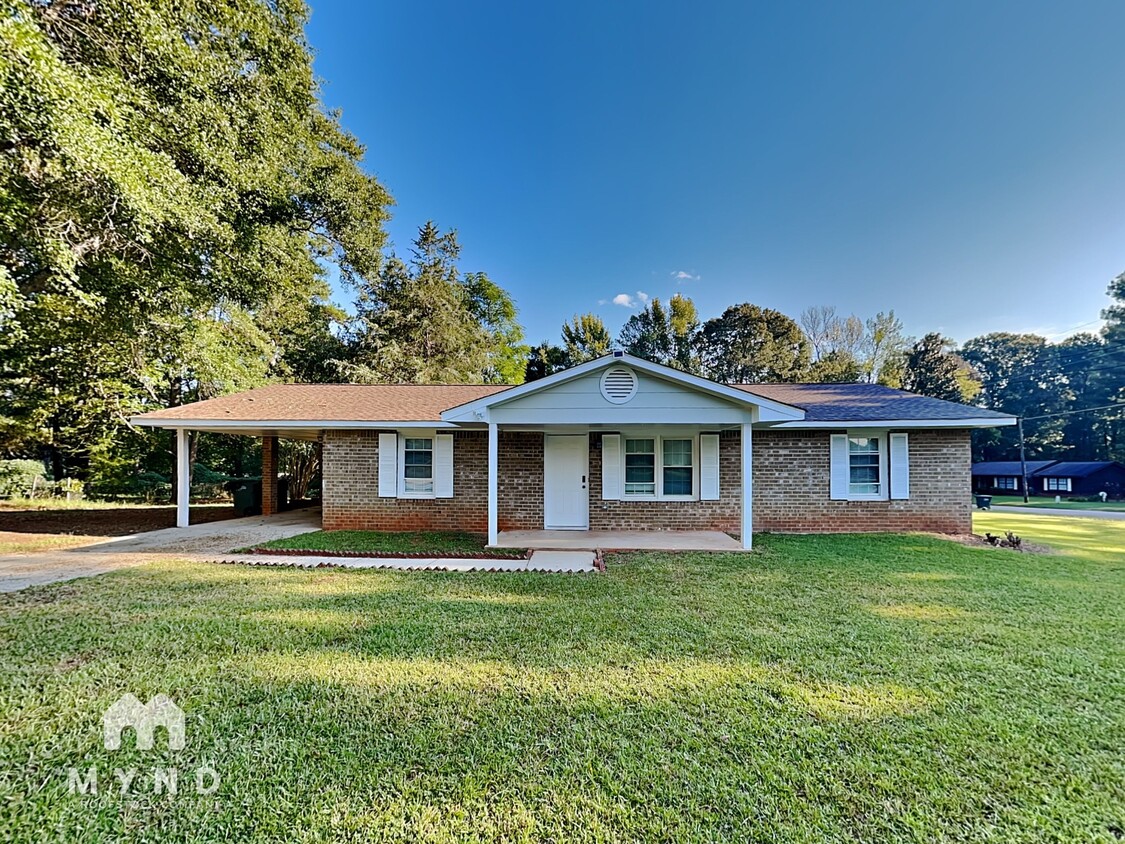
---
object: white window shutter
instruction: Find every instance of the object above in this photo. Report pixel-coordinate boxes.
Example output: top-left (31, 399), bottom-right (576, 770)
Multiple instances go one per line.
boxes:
top-left (434, 433), bottom-right (454, 498)
top-left (829, 434), bottom-right (849, 500)
top-left (378, 433), bottom-right (398, 498)
top-left (889, 433), bottom-right (910, 500)
top-left (601, 434), bottom-right (621, 500)
top-left (700, 434), bottom-right (720, 501)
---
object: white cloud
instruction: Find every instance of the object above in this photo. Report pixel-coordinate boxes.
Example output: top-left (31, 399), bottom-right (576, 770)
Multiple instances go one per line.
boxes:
top-left (612, 291), bottom-right (650, 308)
top-left (671, 270), bottom-right (700, 282)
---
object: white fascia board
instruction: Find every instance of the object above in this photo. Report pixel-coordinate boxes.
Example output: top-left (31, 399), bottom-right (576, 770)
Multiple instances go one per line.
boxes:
top-left (772, 417), bottom-right (1017, 430)
top-left (440, 353), bottom-right (805, 423)
top-left (129, 418), bottom-right (461, 430)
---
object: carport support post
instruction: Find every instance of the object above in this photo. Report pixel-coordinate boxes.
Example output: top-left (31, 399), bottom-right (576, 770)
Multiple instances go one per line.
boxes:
top-left (262, 436), bottom-right (279, 516)
top-left (487, 422), bottom-right (498, 546)
top-left (176, 428), bottom-right (190, 528)
top-left (741, 422), bottom-right (753, 550)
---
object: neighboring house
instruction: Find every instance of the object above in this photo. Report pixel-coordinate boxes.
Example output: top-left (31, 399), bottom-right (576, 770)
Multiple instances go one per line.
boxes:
top-left (133, 353), bottom-right (1016, 548)
top-left (1032, 461), bottom-right (1125, 497)
top-left (971, 461), bottom-right (1059, 495)
top-left (972, 460), bottom-right (1125, 497)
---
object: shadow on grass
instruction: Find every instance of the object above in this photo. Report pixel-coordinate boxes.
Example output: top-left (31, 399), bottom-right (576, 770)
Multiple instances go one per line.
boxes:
top-left (1, 532), bottom-right (1122, 840)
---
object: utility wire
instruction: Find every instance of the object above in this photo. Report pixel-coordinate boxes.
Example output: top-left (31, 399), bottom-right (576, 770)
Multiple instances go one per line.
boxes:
top-left (1023, 402), bottom-right (1125, 421)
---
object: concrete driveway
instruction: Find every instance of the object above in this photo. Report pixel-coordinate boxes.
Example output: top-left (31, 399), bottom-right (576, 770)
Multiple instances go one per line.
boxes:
top-left (0, 508), bottom-right (321, 593)
top-left (988, 505), bottom-right (1125, 521)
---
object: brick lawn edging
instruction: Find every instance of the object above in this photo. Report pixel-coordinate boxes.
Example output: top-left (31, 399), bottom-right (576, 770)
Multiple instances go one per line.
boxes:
top-left (243, 546), bottom-right (531, 561)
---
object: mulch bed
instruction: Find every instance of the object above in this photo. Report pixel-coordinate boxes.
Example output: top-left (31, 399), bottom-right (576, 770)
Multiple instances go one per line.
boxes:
top-left (242, 546), bottom-right (532, 561)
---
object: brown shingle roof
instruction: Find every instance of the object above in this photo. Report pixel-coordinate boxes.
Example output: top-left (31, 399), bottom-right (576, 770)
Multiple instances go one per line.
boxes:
top-left (134, 383), bottom-right (512, 423)
top-left (737, 382), bottom-right (1012, 422)
top-left (133, 379), bottom-right (1010, 426)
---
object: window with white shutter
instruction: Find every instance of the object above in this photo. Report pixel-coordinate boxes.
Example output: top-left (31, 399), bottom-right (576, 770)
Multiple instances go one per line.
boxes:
top-left (378, 433), bottom-right (398, 498)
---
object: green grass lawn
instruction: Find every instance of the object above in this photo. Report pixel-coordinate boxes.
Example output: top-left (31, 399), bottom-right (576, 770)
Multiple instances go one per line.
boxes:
top-left (248, 529), bottom-right (528, 558)
top-left (984, 494), bottom-right (1125, 512)
top-left (974, 509), bottom-right (1125, 559)
top-left (1, 525), bottom-right (1122, 842)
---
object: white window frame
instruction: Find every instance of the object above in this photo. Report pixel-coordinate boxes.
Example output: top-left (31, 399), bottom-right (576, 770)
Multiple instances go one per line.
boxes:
top-left (620, 432), bottom-right (699, 502)
top-left (846, 430), bottom-right (888, 501)
top-left (1043, 477), bottom-right (1071, 493)
top-left (399, 431), bottom-right (436, 498)
top-left (994, 476), bottom-right (1018, 490)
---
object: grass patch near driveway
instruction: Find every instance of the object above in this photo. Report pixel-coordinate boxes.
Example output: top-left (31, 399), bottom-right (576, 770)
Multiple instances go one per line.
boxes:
top-left (246, 529), bottom-right (528, 558)
top-left (986, 494), bottom-right (1125, 512)
top-left (974, 509), bottom-right (1125, 560)
top-left (0, 529), bottom-right (1122, 841)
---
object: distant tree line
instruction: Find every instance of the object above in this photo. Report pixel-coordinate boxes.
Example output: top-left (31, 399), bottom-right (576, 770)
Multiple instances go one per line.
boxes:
top-left (527, 278), bottom-right (1125, 464)
top-left (1, 0), bottom-right (1121, 496)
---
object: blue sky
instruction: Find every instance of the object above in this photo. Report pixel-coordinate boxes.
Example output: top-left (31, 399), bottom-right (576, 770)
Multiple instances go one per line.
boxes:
top-left (306, 0), bottom-right (1125, 346)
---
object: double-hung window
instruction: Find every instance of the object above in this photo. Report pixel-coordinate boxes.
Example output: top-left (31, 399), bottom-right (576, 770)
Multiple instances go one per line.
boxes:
top-left (402, 437), bottom-right (434, 495)
top-left (662, 439), bottom-right (693, 496)
top-left (623, 435), bottom-right (695, 499)
top-left (848, 436), bottom-right (882, 497)
top-left (1043, 477), bottom-right (1070, 493)
top-left (994, 476), bottom-right (1017, 490)
top-left (624, 438), bottom-right (656, 496)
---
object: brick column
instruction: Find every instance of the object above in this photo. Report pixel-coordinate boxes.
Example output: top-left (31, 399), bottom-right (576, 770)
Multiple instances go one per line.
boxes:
top-left (262, 436), bottom-right (279, 516)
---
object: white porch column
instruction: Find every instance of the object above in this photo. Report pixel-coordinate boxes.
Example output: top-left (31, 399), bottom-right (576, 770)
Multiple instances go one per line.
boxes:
top-left (176, 428), bottom-right (190, 528)
top-left (741, 422), bottom-right (753, 550)
top-left (487, 422), bottom-right (498, 546)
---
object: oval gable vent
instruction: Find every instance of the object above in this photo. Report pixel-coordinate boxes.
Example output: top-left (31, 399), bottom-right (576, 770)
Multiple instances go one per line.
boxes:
top-left (600, 366), bottom-right (638, 404)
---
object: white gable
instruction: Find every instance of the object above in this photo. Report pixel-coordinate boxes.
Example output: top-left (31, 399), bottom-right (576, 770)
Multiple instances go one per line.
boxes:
top-left (440, 354), bottom-right (804, 426)
top-left (487, 369), bottom-right (751, 425)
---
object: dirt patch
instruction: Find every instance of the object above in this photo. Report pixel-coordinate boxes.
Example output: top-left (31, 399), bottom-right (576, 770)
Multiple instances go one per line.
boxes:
top-left (0, 531), bottom-right (108, 554)
top-left (0, 505), bottom-right (238, 537)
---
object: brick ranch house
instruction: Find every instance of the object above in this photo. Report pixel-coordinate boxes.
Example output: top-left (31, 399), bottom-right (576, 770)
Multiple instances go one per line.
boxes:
top-left (133, 353), bottom-right (1016, 549)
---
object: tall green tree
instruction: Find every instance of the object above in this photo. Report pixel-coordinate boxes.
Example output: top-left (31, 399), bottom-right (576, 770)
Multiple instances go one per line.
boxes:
top-left (862, 311), bottom-right (908, 386)
top-left (0, 0), bottom-right (391, 480)
top-left (901, 333), bottom-right (979, 404)
top-left (960, 332), bottom-right (1065, 460)
top-left (524, 342), bottom-right (567, 382)
top-left (1056, 332), bottom-right (1116, 460)
top-left (618, 294), bottom-right (700, 372)
top-left (561, 313), bottom-right (612, 364)
top-left (342, 223), bottom-right (525, 384)
top-left (696, 303), bottom-right (810, 383)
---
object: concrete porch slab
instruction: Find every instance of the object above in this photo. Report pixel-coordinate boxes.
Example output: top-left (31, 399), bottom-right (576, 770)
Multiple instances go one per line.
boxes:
top-left (494, 529), bottom-right (743, 552)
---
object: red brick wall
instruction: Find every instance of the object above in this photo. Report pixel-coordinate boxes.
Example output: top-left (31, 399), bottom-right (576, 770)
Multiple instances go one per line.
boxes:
top-left (498, 432), bottom-right (544, 530)
top-left (321, 427), bottom-right (971, 536)
top-left (261, 436), bottom-right (279, 516)
top-left (752, 428), bottom-right (971, 534)
top-left (321, 430), bottom-right (488, 531)
top-left (322, 430), bottom-right (544, 532)
top-left (586, 432), bottom-right (743, 533)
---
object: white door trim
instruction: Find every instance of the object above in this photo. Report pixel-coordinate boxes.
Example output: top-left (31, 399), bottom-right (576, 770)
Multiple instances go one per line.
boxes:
top-left (543, 435), bottom-right (589, 530)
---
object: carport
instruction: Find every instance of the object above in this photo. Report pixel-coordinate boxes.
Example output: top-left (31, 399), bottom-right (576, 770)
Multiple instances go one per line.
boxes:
top-left (132, 419), bottom-right (324, 529)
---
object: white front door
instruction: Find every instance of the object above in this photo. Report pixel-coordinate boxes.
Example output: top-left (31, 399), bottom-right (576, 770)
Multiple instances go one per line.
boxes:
top-left (543, 435), bottom-right (589, 529)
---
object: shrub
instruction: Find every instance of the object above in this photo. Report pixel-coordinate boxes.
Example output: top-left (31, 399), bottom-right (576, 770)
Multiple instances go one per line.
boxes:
top-left (0, 459), bottom-right (48, 498)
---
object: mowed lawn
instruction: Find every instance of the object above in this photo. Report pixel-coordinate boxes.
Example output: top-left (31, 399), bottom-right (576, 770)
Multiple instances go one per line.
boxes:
top-left (0, 522), bottom-right (1122, 841)
top-left (986, 494), bottom-right (1125, 512)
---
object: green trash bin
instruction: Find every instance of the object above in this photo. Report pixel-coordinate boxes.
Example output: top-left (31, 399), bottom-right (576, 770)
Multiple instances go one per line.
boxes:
top-left (232, 482), bottom-right (260, 516)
